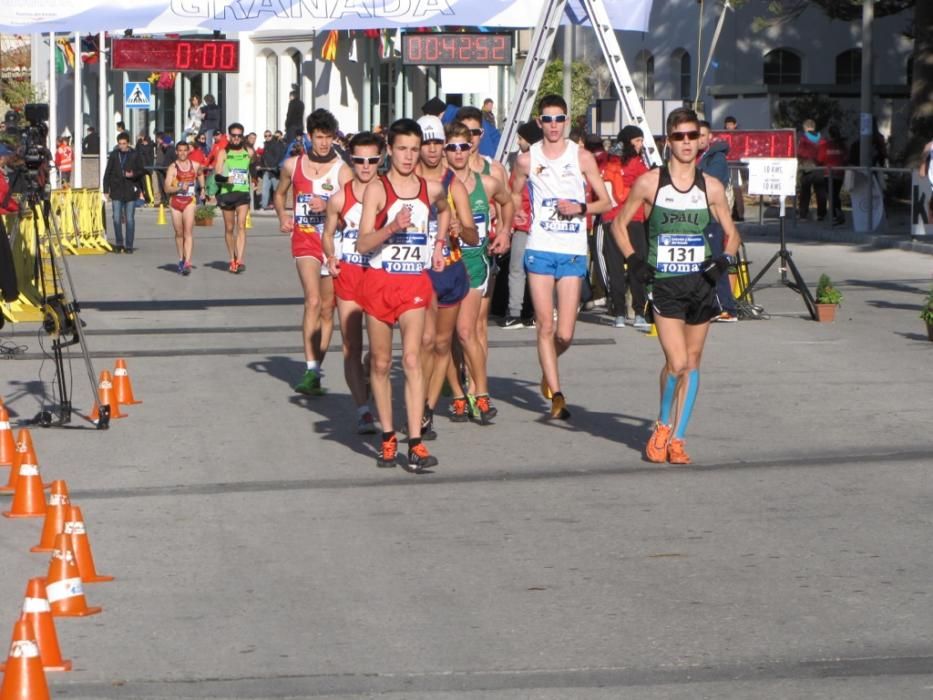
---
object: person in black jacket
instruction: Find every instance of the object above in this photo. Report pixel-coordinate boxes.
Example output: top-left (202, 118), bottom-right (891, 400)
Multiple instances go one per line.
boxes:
top-left (284, 90), bottom-right (304, 143)
top-left (258, 130), bottom-right (285, 209)
top-left (102, 132), bottom-right (145, 253)
top-left (136, 132), bottom-right (156, 204)
top-left (198, 94), bottom-right (222, 142)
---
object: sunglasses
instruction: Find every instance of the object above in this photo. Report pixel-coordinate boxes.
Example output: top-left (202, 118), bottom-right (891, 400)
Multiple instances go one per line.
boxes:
top-left (444, 142), bottom-right (472, 153)
top-left (540, 114), bottom-right (568, 124)
top-left (668, 130), bottom-right (700, 142)
top-left (264, 133), bottom-right (272, 137)
top-left (469, 128), bottom-right (484, 137)
top-left (351, 156), bottom-right (381, 165)
top-left (229, 133), bottom-right (244, 138)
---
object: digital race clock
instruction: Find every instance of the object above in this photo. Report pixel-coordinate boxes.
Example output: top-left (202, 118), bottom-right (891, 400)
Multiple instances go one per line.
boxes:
top-left (401, 33), bottom-right (513, 67)
top-left (111, 38), bottom-right (240, 73)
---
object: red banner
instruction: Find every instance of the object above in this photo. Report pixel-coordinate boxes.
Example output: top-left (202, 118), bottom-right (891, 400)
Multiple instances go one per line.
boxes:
top-left (713, 129), bottom-right (797, 160)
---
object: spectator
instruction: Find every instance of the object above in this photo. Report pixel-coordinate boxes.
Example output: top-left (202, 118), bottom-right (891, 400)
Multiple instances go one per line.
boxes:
top-left (284, 89), bottom-right (305, 142)
top-left (185, 95), bottom-right (202, 139)
top-left (724, 116), bottom-right (738, 130)
top-left (501, 120), bottom-right (542, 329)
top-left (797, 118), bottom-right (827, 221)
top-left (421, 97), bottom-right (446, 117)
top-left (722, 116), bottom-right (745, 220)
top-left (154, 134), bottom-right (176, 205)
top-left (136, 131), bottom-right (156, 203)
top-left (199, 94), bottom-right (221, 142)
top-left (481, 98), bottom-right (496, 129)
top-left (54, 135), bottom-right (74, 187)
top-left (698, 120), bottom-right (737, 322)
top-left (82, 126), bottom-right (99, 155)
top-left (819, 125), bottom-right (847, 226)
top-left (102, 131), bottom-right (145, 253)
top-left (195, 131), bottom-right (209, 157)
top-left (258, 130), bottom-right (285, 210)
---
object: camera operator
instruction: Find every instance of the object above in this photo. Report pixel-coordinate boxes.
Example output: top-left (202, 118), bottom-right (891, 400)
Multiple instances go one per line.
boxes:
top-left (102, 131), bottom-right (145, 253)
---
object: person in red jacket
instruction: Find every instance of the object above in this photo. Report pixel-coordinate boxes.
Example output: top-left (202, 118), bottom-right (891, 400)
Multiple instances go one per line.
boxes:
top-left (0, 144), bottom-right (20, 215)
top-left (54, 136), bottom-right (74, 187)
top-left (603, 125), bottom-right (651, 329)
top-left (797, 118), bottom-right (827, 221)
top-left (818, 125), bottom-right (847, 226)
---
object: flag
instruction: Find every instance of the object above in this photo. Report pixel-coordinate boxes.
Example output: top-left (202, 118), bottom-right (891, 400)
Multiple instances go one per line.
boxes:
top-left (321, 30), bottom-right (338, 62)
top-left (55, 38), bottom-right (75, 74)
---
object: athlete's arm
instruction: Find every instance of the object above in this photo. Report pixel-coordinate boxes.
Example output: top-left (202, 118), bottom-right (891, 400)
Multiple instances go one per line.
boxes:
top-left (338, 163), bottom-right (354, 187)
top-left (704, 174), bottom-right (742, 257)
top-left (429, 181), bottom-right (450, 272)
top-left (213, 150), bottom-right (227, 182)
top-left (274, 157), bottom-right (296, 233)
top-left (196, 163), bottom-right (205, 201)
top-left (575, 148), bottom-right (612, 216)
top-left (448, 178), bottom-right (478, 246)
top-left (357, 179), bottom-right (403, 255)
top-left (612, 170), bottom-right (658, 258)
top-left (487, 177), bottom-right (515, 255)
top-left (164, 163), bottom-right (179, 194)
top-left (321, 191), bottom-right (344, 277)
top-left (510, 151), bottom-right (530, 215)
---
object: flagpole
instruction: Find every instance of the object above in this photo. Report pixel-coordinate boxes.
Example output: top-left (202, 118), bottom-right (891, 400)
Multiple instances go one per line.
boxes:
top-left (49, 33), bottom-right (58, 190)
top-left (98, 31), bottom-right (106, 190)
top-left (73, 31), bottom-right (83, 188)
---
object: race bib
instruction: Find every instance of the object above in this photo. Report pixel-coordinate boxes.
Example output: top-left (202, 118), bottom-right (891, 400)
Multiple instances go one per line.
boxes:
top-left (231, 169), bottom-right (249, 186)
top-left (295, 193), bottom-right (327, 228)
top-left (339, 229), bottom-right (370, 265)
top-left (656, 234), bottom-right (704, 273)
top-left (179, 180), bottom-right (196, 197)
top-left (538, 198), bottom-right (581, 234)
top-left (383, 232), bottom-right (427, 274)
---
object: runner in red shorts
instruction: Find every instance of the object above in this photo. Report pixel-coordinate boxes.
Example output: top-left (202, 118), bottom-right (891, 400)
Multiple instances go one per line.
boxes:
top-left (321, 131), bottom-right (383, 435)
top-left (274, 109), bottom-right (352, 396)
top-left (356, 118), bottom-right (450, 473)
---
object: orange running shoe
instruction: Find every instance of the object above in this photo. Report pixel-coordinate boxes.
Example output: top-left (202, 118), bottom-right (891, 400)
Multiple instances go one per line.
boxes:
top-left (645, 422), bottom-right (672, 463)
top-left (405, 442), bottom-right (438, 473)
top-left (666, 438), bottom-right (692, 465)
top-left (450, 397), bottom-right (469, 423)
top-left (540, 375), bottom-right (553, 400)
top-left (549, 393), bottom-right (570, 420)
top-left (376, 434), bottom-right (398, 468)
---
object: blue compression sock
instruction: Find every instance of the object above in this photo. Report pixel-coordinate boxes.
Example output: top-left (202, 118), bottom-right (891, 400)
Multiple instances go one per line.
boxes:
top-left (673, 369), bottom-right (700, 440)
top-left (659, 373), bottom-right (677, 425)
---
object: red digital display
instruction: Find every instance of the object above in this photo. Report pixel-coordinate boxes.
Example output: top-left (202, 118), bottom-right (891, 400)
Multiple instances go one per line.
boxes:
top-left (714, 129), bottom-right (797, 160)
top-left (112, 38), bottom-right (240, 73)
top-left (402, 33), bottom-right (512, 67)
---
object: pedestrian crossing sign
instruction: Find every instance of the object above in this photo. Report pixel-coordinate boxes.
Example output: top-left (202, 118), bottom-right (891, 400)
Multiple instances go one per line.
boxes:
top-left (124, 81), bottom-right (152, 110)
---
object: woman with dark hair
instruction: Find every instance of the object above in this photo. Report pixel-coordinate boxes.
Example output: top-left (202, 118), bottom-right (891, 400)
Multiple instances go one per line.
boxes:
top-left (598, 125), bottom-right (651, 329)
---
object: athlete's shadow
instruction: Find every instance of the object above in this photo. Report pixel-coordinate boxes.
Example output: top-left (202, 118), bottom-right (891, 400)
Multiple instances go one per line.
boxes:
top-left (487, 374), bottom-right (653, 458)
top-left (246, 354), bottom-right (376, 462)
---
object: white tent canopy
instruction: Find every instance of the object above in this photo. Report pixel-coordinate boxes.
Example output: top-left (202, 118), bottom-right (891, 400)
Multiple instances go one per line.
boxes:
top-left (1, 0), bottom-right (652, 34)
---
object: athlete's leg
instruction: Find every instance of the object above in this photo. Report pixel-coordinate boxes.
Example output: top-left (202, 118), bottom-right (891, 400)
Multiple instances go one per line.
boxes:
top-left (398, 307), bottom-right (427, 441)
top-left (182, 204), bottom-right (195, 262)
top-left (528, 272), bottom-right (559, 393)
top-left (233, 202), bottom-right (249, 262)
top-left (554, 275), bottom-right (582, 357)
top-left (421, 298), bottom-right (438, 401)
top-left (456, 288), bottom-right (489, 396)
top-left (171, 209), bottom-right (185, 261)
top-left (296, 258), bottom-right (323, 364)
top-left (317, 276), bottom-right (335, 365)
top-left (222, 207), bottom-right (237, 260)
top-left (477, 274), bottom-right (494, 359)
top-left (336, 297), bottom-right (368, 407)
top-left (671, 321), bottom-right (710, 440)
top-left (427, 303), bottom-right (459, 410)
top-left (366, 315), bottom-right (394, 433)
top-left (644, 313), bottom-right (689, 461)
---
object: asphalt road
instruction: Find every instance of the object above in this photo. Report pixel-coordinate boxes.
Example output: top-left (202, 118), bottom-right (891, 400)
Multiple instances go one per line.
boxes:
top-left (0, 213), bottom-right (931, 699)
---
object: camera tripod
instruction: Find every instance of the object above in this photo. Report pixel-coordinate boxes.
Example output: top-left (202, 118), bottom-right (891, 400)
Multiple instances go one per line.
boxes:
top-left (17, 190), bottom-right (102, 427)
top-left (738, 201), bottom-right (817, 321)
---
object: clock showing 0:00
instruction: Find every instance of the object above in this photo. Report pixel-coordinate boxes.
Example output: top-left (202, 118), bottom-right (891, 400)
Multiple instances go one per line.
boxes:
top-left (111, 38), bottom-right (240, 73)
top-left (402, 33), bottom-right (513, 67)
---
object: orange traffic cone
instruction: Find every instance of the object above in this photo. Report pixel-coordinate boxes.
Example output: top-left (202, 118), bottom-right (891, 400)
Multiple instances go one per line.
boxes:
top-left (65, 505), bottom-right (113, 583)
top-left (31, 481), bottom-right (71, 553)
top-left (45, 534), bottom-right (102, 617)
top-left (113, 358), bottom-right (141, 405)
top-left (1, 429), bottom-right (35, 493)
top-left (89, 370), bottom-right (126, 423)
top-left (0, 618), bottom-right (50, 700)
top-left (20, 578), bottom-right (72, 672)
top-left (0, 405), bottom-right (14, 467)
top-left (3, 451), bottom-right (46, 518)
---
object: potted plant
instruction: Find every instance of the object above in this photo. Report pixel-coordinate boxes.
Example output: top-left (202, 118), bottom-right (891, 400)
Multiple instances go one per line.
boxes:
top-left (814, 273), bottom-right (843, 323)
top-left (921, 285), bottom-right (933, 341)
top-left (194, 204), bottom-right (216, 227)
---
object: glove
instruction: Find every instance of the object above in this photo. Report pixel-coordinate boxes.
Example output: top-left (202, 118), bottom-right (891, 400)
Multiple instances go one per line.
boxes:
top-left (625, 254), bottom-right (653, 284)
top-left (214, 173), bottom-right (229, 184)
top-left (701, 255), bottom-right (736, 285)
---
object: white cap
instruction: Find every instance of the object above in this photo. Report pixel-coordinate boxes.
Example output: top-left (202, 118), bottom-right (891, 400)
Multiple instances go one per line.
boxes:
top-left (61, 127), bottom-right (71, 138)
top-left (417, 115), bottom-right (444, 143)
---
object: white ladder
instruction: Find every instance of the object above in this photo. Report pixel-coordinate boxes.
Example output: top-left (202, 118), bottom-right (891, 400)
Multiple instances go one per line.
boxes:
top-left (496, 0), bottom-right (661, 166)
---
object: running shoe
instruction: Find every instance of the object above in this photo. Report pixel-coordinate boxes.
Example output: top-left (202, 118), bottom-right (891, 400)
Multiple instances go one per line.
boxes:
top-left (376, 434), bottom-right (398, 468)
top-left (357, 411), bottom-right (378, 435)
top-left (715, 311), bottom-right (738, 323)
top-left (421, 408), bottom-right (437, 440)
top-left (613, 315), bottom-right (627, 328)
top-left (176, 259), bottom-right (186, 274)
top-left (237, 261), bottom-right (246, 273)
top-left (449, 397), bottom-right (469, 422)
top-left (633, 315), bottom-right (650, 330)
top-left (294, 369), bottom-right (325, 396)
top-left (467, 393), bottom-right (478, 419)
top-left (540, 375), bottom-right (553, 400)
top-left (228, 259), bottom-right (239, 273)
top-left (667, 438), bottom-right (692, 465)
top-left (645, 421), bottom-right (673, 463)
top-left (182, 261), bottom-right (192, 276)
top-left (474, 394), bottom-right (497, 425)
top-left (549, 393), bottom-right (570, 420)
top-left (522, 317), bottom-right (536, 328)
top-left (501, 316), bottom-right (524, 329)
top-left (404, 442), bottom-right (438, 473)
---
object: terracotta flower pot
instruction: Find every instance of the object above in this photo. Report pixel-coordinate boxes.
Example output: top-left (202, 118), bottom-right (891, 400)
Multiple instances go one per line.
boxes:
top-left (815, 303), bottom-right (837, 323)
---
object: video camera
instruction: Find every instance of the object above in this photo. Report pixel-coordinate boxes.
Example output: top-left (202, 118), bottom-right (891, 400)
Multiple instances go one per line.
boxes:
top-left (4, 103), bottom-right (52, 194)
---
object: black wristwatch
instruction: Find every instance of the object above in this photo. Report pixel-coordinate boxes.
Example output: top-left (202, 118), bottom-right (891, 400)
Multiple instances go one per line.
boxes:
top-left (579, 202), bottom-right (588, 216)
